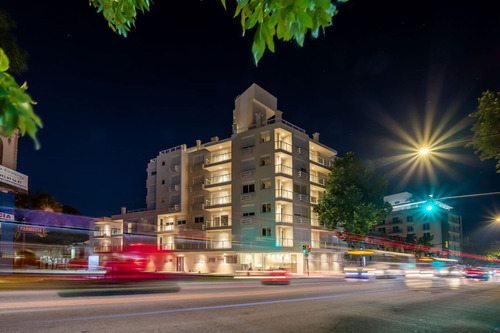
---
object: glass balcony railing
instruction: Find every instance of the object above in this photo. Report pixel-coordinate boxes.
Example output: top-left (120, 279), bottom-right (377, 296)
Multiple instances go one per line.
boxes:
top-left (206, 196), bottom-right (231, 207)
top-left (310, 174), bottom-right (327, 186)
top-left (275, 164), bottom-right (293, 176)
top-left (309, 152), bottom-right (326, 166)
top-left (206, 217), bottom-right (231, 228)
top-left (276, 213), bottom-right (294, 223)
top-left (275, 189), bottom-right (293, 200)
top-left (275, 140), bottom-right (293, 153)
top-left (206, 152), bottom-right (231, 165)
top-left (276, 238), bottom-right (294, 247)
top-left (205, 173), bottom-right (231, 185)
top-left (158, 224), bottom-right (175, 232)
top-left (208, 240), bottom-right (231, 249)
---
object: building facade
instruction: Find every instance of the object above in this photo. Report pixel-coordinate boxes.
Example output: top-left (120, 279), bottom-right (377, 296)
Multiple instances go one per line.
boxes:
top-left (109, 84), bottom-right (345, 274)
top-left (374, 192), bottom-right (463, 259)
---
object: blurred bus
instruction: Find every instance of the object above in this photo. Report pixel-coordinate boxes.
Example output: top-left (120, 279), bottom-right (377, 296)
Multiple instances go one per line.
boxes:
top-left (343, 249), bottom-right (416, 279)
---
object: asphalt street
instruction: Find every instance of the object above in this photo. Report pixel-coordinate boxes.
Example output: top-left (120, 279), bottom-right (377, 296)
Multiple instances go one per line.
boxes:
top-left (0, 277), bottom-right (498, 332)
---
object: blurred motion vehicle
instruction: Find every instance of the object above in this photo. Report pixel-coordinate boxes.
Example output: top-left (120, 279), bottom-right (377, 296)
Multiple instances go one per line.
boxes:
top-left (344, 249), bottom-right (415, 279)
top-left (260, 269), bottom-right (290, 285)
top-left (463, 267), bottom-right (492, 280)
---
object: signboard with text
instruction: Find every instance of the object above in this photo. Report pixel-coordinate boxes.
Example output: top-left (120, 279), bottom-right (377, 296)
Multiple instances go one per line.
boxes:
top-left (0, 165), bottom-right (28, 192)
top-left (0, 212), bottom-right (14, 221)
top-left (19, 225), bottom-right (44, 234)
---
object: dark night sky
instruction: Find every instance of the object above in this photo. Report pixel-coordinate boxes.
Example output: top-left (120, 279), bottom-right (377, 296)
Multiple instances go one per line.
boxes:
top-left (2, 0), bottom-right (499, 242)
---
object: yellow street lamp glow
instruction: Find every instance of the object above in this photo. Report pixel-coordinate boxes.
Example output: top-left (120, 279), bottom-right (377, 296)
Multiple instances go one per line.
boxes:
top-left (419, 148), bottom-right (430, 155)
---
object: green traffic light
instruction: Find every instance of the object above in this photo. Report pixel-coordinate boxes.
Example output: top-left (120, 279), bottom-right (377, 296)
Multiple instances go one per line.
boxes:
top-left (427, 205), bottom-right (433, 211)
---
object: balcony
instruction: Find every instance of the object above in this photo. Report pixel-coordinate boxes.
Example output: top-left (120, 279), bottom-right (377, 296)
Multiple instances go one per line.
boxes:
top-left (241, 217), bottom-right (253, 225)
top-left (240, 169), bottom-right (255, 179)
top-left (241, 145), bottom-right (254, 157)
top-left (275, 140), bottom-right (293, 153)
top-left (297, 194), bottom-right (309, 203)
top-left (205, 196), bottom-right (231, 209)
top-left (208, 240), bottom-right (231, 249)
top-left (276, 238), bottom-right (294, 247)
top-left (275, 189), bottom-right (293, 200)
top-left (169, 165), bottom-right (180, 173)
top-left (310, 152), bottom-right (332, 168)
top-left (158, 224), bottom-right (175, 232)
top-left (310, 196), bottom-right (318, 204)
top-left (297, 170), bottom-right (308, 180)
top-left (275, 164), bottom-right (293, 176)
top-left (169, 204), bottom-right (179, 212)
top-left (296, 147), bottom-right (309, 159)
top-left (310, 174), bottom-right (327, 186)
top-left (204, 173), bottom-right (231, 190)
top-left (276, 213), bottom-right (293, 223)
top-left (311, 217), bottom-right (321, 227)
top-left (168, 185), bottom-right (179, 192)
top-left (160, 244), bottom-right (175, 251)
top-left (204, 152), bottom-right (231, 171)
top-left (206, 217), bottom-right (231, 228)
top-left (241, 193), bottom-right (255, 202)
top-left (296, 216), bottom-right (309, 224)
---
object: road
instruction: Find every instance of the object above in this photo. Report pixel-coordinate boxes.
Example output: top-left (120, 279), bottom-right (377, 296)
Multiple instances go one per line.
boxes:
top-left (0, 277), bottom-right (499, 332)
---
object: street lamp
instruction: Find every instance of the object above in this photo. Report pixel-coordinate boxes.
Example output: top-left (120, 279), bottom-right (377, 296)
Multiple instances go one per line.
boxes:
top-left (419, 147), bottom-right (430, 155)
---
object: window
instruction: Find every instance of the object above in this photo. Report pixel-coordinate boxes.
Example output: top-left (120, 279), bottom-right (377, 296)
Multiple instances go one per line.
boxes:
top-left (242, 183), bottom-right (255, 194)
top-left (225, 255), bottom-right (238, 264)
top-left (407, 225), bottom-right (414, 232)
top-left (260, 155), bottom-right (271, 166)
top-left (379, 220), bottom-right (386, 225)
top-left (243, 212), bottom-right (255, 217)
top-left (208, 257), bottom-right (216, 263)
top-left (261, 179), bottom-right (271, 189)
top-left (379, 227), bottom-right (386, 234)
top-left (423, 222), bottom-right (430, 230)
top-left (423, 232), bottom-right (431, 238)
top-left (194, 216), bottom-right (204, 224)
top-left (392, 217), bottom-right (400, 223)
top-left (161, 180), bottom-right (165, 185)
top-left (261, 203), bottom-right (271, 213)
top-left (407, 216), bottom-right (413, 222)
top-left (177, 220), bottom-right (186, 225)
top-left (260, 131), bottom-right (271, 143)
top-left (261, 227), bottom-right (272, 237)
top-left (162, 161), bottom-right (165, 166)
top-left (293, 183), bottom-right (308, 194)
top-left (392, 226), bottom-right (399, 232)
top-left (151, 171), bottom-right (156, 176)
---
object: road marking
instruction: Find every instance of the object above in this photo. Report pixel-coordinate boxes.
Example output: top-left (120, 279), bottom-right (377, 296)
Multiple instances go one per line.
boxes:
top-left (6, 289), bottom-right (405, 326)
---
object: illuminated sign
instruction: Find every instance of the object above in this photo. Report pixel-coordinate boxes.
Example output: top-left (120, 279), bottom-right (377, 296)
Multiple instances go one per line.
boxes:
top-left (19, 226), bottom-right (44, 234)
top-left (0, 212), bottom-right (14, 220)
top-left (0, 165), bottom-right (28, 191)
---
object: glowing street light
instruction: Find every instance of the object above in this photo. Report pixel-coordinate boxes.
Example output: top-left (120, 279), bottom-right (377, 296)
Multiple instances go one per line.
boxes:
top-left (419, 148), bottom-right (430, 155)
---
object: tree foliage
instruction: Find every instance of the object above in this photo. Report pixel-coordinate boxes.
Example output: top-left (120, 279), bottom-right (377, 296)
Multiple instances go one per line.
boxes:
top-left (0, 10), bottom-right (28, 74)
top-left (0, 48), bottom-right (42, 149)
top-left (467, 90), bottom-right (500, 173)
top-left (15, 190), bottom-right (81, 215)
top-left (406, 234), bottom-right (434, 258)
top-left (314, 152), bottom-right (392, 241)
top-left (90, 0), bottom-right (347, 65)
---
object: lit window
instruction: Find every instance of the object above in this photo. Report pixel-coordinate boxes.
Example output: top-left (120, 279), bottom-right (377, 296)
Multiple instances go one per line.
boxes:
top-left (261, 179), bottom-right (271, 189)
top-left (260, 131), bottom-right (271, 143)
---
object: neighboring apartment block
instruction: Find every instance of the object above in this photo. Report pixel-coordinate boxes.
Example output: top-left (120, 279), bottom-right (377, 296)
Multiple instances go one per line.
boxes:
top-left (374, 192), bottom-right (463, 259)
top-left (108, 84), bottom-right (345, 274)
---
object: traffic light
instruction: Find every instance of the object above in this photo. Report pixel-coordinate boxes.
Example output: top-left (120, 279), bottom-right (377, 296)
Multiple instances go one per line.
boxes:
top-left (425, 195), bottom-right (435, 212)
top-left (302, 245), bottom-right (307, 253)
top-left (306, 245), bottom-right (311, 253)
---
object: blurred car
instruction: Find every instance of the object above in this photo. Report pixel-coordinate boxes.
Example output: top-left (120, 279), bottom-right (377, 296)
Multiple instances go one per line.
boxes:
top-left (463, 267), bottom-right (491, 280)
top-left (344, 267), bottom-right (375, 279)
top-left (261, 269), bottom-right (290, 285)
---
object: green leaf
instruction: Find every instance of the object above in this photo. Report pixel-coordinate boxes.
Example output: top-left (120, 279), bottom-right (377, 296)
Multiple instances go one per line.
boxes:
top-left (297, 11), bottom-right (313, 29)
top-left (0, 49), bottom-right (9, 72)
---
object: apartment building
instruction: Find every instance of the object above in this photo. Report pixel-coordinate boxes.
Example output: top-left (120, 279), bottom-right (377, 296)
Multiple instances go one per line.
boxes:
top-left (110, 84), bottom-right (345, 274)
top-left (374, 192), bottom-right (463, 259)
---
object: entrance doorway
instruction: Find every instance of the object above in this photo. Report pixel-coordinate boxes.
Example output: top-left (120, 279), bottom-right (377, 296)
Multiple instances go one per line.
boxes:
top-left (176, 257), bottom-right (185, 272)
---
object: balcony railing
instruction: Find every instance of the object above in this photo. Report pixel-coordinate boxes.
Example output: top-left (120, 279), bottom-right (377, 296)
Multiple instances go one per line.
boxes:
top-left (296, 216), bottom-right (309, 224)
top-left (205, 196), bottom-right (231, 207)
top-left (161, 244), bottom-right (175, 250)
top-left (206, 217), bottom-right (231, 228)
top-left (241, 217), bottom-right (253, 225)
top-left (297, 194), bottom-right (309, 202)
top-left (276, 213), bottom-right (293, 223)
top-left (208, 240), bottom-right (231, 249)
top-left (241, 146), bottom-right (254, 156)
top-left (310, 174), bottom-right (327, 186)
top-left (205, 173), bottom-right (231, 185)
top-left (309, 152), bottom-right (330, 166)
top-left (275, 189), bottom-right (293, 200)
top-left (206, 152), bottom-right (231, 165)
top-left (158, 224), bottom-right (175, 232)
top-left (241, 193), bottom-right (255, 202)
top-left (275, 164), bottom-right (293, 176)
top-left (310, 196), bottom-right (318, 204)
top-left (241, 169), bottom-right (254, 179)
top-left (311, 217), bottom-right (321, 227)
top-left (297, 170), bottom-right (308, 180)
top-left (168, 185), bottom-right (179, 192)
top-left (276, 238), bottom-right (294, 247)
top-left (169, 165), bottom-right (180, 173)
top-left (275, 140), bottom-right (293, 153)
